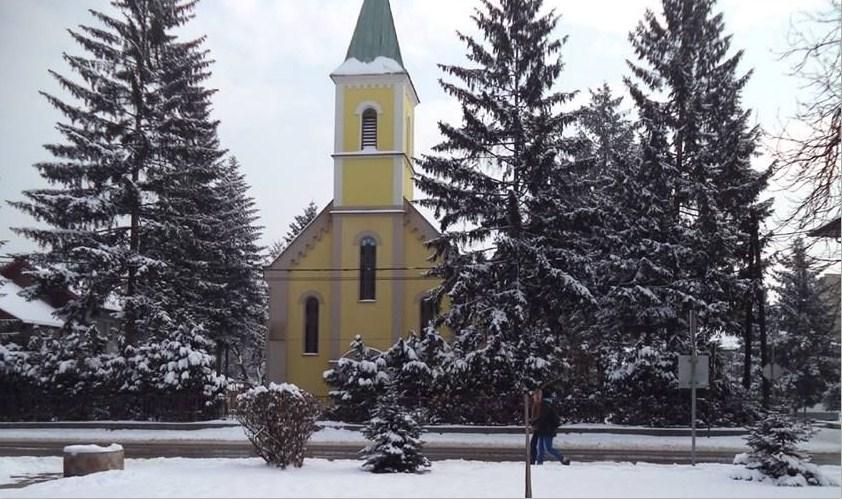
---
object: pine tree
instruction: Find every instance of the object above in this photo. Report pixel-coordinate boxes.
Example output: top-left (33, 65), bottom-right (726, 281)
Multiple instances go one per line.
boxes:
top-left (10, 0), bottom-right (225, 347)
top-left (360, 381), bottom-right (430, 474)
top-left (416, 0), bottom-right (594, 399)
top-left (268, 201), bottom-right (319, 263)
top-left (323, 336), bottom-right (389, 422)
top-left (772, 238), bottom-right (839, 413)
top-left (622, 0), bottom-right (767, 343)
top-left (204, 157), bottom-right (268, 384)
top-left (733, 413), bottom-right (836, 487)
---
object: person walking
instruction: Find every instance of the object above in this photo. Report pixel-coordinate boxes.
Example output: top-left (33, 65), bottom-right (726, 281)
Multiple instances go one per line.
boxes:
top-left (533, 394), bottom-right (570, 466)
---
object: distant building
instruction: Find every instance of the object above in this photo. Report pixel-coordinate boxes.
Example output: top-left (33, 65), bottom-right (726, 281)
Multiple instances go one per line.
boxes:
top-left (0, 258), bottom-right (118, 346)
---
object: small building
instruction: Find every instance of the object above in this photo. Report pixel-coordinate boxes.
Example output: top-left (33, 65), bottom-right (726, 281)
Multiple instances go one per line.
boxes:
top-left (0, 258), bottom-right (119, 346)
top-left (0, 259), bottom-right (68, 342)
top-left (264, 0), bottom-right (442, 396)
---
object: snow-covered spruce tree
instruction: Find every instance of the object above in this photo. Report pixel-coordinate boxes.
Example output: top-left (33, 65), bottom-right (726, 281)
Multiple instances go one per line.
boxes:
top-left (323, 335), bottom-right (389, 422)
top-left (624, 0), bottom-right (767, 341)
top-left (733, 413), bottom-right (837, 487)
top-left (416, 0), bottom-right (595, 415)
top-left (128, 320), bottom-right (226, 420)
top-left (202, 157), bottom-right (268, 384)
top-left (597, 0), bottom-right (768, 425)
top-left (561, 84), bottom-right (639, 422)
top-left (772, 238), bottom-right (839, 414)
top-left (11, 0), bottom-right (223, 347)
top-left (361, 380), bottom-right (430, 474)
top-left (267, 201), bottom-right (319, 263)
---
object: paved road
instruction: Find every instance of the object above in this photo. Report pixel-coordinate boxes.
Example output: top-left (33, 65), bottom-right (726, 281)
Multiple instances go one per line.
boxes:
top-left (1, 439), bottom-right (839, 465)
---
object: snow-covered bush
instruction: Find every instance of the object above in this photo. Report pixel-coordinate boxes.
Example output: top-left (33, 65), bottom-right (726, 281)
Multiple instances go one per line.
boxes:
top-left (323, 336), bottom-right (389, 422)
top-left (0, 341), bottom-right (39, 420)
top-left (605, 344), bottom-right (686, 426)
top-left (24, 326), bottom-right (117, 419)
top-left (360, 382), bottom-right (430, 474)
top-left (236, 383), bottom-right (322, 469)
top-left (732, 413), bottom-right (838, 487)
top-left (119, 323), bottom-right (227, 420)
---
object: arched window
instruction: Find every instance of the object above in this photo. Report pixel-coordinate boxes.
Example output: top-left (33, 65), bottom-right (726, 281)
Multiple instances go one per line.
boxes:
top-left (359, 237), bottom-right (377, 300)
top-left (304, 297), bottom-right (319, 354)
top-left (361, 108), bottom-right (378, 149)
top-left (420, 296), bottom-right (437, 333)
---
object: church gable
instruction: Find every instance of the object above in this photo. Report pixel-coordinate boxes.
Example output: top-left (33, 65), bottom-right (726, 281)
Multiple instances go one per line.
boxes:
top-left (268, 202), bottom-right (334, 270)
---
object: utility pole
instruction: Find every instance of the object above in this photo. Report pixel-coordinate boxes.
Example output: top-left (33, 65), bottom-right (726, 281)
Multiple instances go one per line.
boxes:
top-left (690, 310), bottom-right (698, 466)
top-left (524, 392), bottom-right (532, 498)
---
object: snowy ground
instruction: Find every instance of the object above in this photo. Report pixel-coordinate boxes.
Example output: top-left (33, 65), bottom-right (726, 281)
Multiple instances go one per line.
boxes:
top-left (0, 457), bottom-right (838, 498)
top-left (1, 426), bottom-right (839, 453)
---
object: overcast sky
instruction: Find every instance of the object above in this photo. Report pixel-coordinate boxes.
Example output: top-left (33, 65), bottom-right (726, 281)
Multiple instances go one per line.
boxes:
top-left (0, 0), bottom-right (834, 264)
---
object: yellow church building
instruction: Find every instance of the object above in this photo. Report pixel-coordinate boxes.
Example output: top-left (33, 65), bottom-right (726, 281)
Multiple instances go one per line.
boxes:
top-left (265, 0), bottom-right (441, 396)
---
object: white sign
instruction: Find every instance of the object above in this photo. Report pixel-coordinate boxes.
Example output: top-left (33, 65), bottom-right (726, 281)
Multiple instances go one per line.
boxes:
top-left (762, 363), bottom-right (787, 381)
top-left (678, 354), bottom-right (710, 389)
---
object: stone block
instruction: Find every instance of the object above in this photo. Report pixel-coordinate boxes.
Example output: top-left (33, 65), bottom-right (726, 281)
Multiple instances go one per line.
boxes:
top-left (63, 444), bottom-right (124, 477)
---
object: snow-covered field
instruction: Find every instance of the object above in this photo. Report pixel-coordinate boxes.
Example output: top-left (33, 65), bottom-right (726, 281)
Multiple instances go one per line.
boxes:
top-left (0, 457), bottom-right (838, 498)
top-left (1, 426), bottom-right (839, 453)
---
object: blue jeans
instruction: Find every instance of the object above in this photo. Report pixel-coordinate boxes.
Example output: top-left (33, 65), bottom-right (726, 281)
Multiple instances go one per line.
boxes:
top-left (536, 435), bottom-right (565, 464)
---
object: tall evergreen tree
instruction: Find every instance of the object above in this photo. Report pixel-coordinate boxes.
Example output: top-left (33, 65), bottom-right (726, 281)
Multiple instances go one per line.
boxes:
top-left (10, 0), bottom-right (225, 346)
top-left (772, 237), bottom-right (839, 413)
top-left (416, 0), bottom-right (594, 399)
top-left (623, 0), bottom-right (767, 343)
top-left (268, 201), bottom-right (319, 263)
top-left (208, 157), bottom-right (268, 383)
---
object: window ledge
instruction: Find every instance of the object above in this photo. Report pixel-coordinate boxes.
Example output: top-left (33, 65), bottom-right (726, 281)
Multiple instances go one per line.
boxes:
top-left (302, 353), bottom-right (319, 357)
top-left (358, 299), bottom-right (377, 304)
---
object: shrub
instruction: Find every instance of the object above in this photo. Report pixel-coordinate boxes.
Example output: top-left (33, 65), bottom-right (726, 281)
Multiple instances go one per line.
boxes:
top-left (236, 383), bottom-right (321, 468)
top-left (732, 413), bottom-right (838, 487)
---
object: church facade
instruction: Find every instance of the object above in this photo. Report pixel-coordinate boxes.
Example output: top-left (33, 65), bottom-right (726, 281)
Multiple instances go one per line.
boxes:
top-left (264, 0), bottom-right (441, 396)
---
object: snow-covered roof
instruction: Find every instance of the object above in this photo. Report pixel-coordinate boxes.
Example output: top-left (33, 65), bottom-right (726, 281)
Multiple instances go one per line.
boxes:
top-left (332, 56), bottom-right (405, 76)
top-left (0, 279), bottom-right (64, 328)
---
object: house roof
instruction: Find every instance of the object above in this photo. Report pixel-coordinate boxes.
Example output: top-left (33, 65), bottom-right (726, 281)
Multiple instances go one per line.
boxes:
top-left (807, 217), bottom-right (841, 239)
top-left (0, 279), bottom-right (64, 328)
top-left (344, 0), bottom-right (404, 66)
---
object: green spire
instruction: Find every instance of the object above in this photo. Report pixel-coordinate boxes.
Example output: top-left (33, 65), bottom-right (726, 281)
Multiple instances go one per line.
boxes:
top-left (345, 0), bottom-right (404, 66)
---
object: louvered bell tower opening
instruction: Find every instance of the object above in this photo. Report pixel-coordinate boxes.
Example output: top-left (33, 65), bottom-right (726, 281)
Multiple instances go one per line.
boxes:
top-left (361, 108), bottom-right (378, 149)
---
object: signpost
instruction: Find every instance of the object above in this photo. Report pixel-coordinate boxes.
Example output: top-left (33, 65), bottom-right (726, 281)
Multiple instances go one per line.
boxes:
top-left (682, 311), bottom-right (705, 465)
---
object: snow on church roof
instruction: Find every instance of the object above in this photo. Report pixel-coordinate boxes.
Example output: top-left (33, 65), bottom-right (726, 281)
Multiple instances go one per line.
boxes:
top-left (332, 56), bottom-right (405, 76)
top-left (0, 279), bottom-right (64, 328)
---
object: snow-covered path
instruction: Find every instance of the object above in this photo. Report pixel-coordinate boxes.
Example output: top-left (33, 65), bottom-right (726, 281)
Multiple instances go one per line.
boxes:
top-left (0, 457), bottom-right (839, 498)
top-left (1, 426), bottom-right (838, 453)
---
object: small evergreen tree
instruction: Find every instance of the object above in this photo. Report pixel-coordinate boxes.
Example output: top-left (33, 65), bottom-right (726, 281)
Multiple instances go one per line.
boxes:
top-left (733, 413), bottom-right (837, 487)
top-left (323, 336), bottom-right (389, 422)
top-left (361, 381), bottom-right (430, 474)
top-left (772, 238), bottom-right (839, 413)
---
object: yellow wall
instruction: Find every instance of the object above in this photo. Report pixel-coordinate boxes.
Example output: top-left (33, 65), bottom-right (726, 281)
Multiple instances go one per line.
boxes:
top-left (337, 215), bottom-right (395, 353)
top-left (343, 86), bottom-right (395, 152)
top-left (341, 157), bottom-right (394, 207)
top-left (284, 224), bottom-right (334, 397)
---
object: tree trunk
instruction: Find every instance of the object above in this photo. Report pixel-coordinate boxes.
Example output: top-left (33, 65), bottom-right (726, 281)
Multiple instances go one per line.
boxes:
top-left (742, 221), bottom-right (755, 391)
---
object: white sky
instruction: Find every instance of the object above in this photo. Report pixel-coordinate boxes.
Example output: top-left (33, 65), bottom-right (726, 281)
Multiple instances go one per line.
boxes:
top-left (0, 0), bottom-right (836, 268)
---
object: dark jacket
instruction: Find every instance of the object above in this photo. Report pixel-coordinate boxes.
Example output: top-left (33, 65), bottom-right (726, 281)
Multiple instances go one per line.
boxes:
top-left (533, 400), bottom-right (561, 436)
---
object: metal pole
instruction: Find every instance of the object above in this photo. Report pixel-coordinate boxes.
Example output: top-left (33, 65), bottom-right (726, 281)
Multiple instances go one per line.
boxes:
top-left (524, 392), bottom-right (532, 498)
top-left (690, 310), bottom-right (697, 466)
